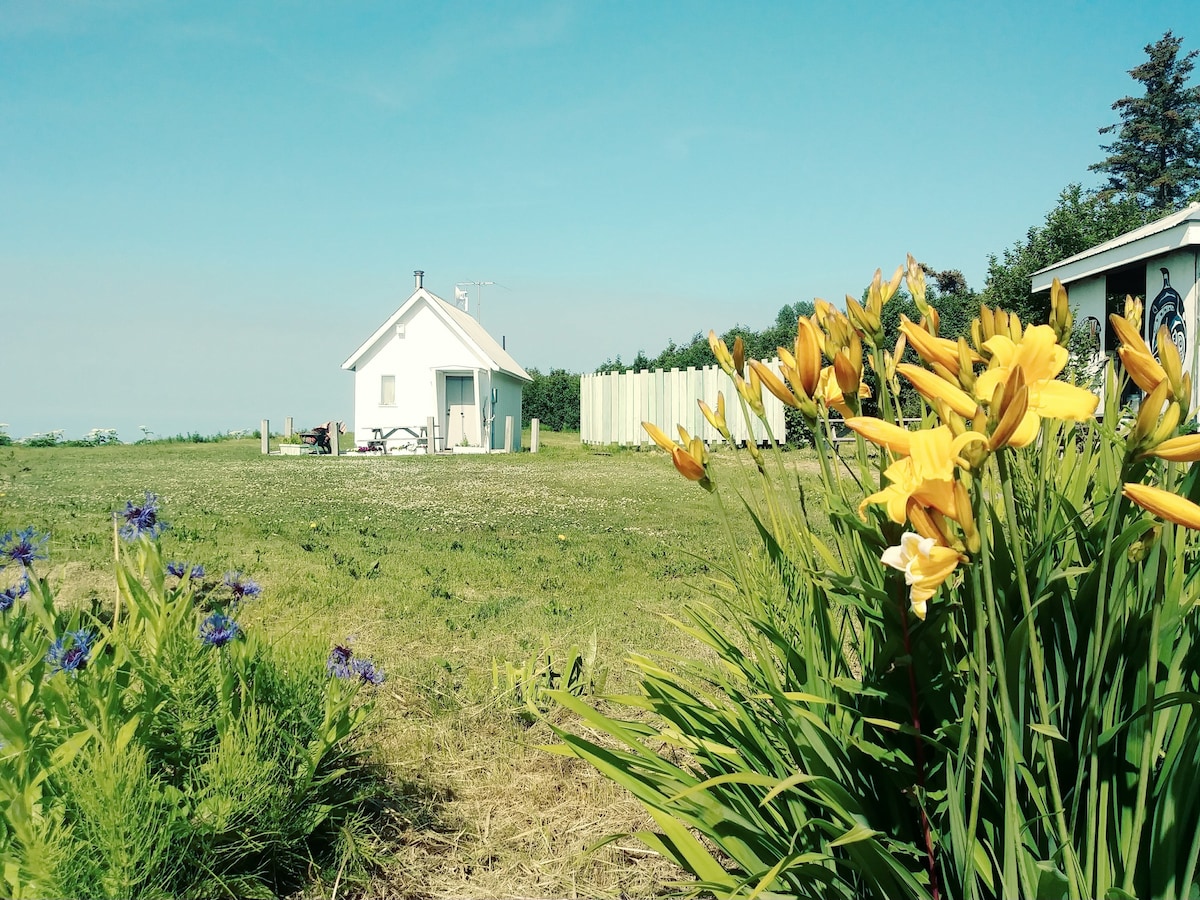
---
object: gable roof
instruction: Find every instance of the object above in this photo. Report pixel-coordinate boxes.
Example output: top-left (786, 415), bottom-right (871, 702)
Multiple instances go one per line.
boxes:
top-left (341, 287), bottom-right (532, 381)
top-left (1031, 202), bottom-right (1200, 291)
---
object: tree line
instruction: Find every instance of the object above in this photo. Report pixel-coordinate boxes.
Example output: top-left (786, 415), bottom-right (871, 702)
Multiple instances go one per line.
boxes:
top-left (525, 30), bottom-right (1200, 435)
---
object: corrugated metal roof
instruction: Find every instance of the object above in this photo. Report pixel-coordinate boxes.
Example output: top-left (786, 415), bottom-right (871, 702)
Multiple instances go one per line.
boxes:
top-left (1031, 202), bottom-right (1200, 289)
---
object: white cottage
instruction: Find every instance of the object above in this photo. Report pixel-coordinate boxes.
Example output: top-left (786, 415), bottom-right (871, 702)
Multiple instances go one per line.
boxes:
top-left (341, 271), bottom-right (532, 452)
top-left (1032, 203), bottom-right (1200, 407)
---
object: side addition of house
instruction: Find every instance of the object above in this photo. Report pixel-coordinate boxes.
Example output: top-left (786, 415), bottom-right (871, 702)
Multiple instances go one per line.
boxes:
top-left (341, 271), bottom-right (532, 452)
top-left (1032, 202), bottom-right (1200, 409)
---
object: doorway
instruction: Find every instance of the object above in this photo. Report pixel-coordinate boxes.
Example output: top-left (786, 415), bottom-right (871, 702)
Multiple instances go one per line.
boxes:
top-left (445, 375), bottom-right (475, 447)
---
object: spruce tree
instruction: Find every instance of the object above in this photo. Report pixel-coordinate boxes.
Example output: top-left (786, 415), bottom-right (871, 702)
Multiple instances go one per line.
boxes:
top-left (1090, 30), bottom-right (1200, 211)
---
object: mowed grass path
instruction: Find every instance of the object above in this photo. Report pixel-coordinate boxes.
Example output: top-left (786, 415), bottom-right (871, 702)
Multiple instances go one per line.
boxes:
top-left (0, 432), bottom-right (822, 898)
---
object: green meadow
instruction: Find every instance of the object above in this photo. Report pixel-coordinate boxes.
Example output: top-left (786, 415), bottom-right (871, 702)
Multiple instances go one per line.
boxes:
top-left (0, 432), bottom-right (824, 897)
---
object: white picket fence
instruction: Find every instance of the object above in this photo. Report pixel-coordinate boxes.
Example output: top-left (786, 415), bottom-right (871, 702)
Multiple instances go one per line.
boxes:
top-left (580, 362), bottom-right (787, 446)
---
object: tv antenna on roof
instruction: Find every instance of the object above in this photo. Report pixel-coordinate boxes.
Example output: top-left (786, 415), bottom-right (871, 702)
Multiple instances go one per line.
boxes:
top-left (454, 280), bottom-right (497, 322)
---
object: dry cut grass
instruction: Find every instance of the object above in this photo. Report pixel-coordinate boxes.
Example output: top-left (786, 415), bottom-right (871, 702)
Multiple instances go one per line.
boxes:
top-left (0, 432), bottom-right (824, 898)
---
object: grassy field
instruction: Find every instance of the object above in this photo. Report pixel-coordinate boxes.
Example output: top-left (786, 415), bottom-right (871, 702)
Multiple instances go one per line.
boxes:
top-left (0, 431), bottom-right (823, 898)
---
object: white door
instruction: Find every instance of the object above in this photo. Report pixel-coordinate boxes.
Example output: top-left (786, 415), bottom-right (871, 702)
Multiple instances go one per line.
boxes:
top-left (446, 375), bottom-right (475, 446)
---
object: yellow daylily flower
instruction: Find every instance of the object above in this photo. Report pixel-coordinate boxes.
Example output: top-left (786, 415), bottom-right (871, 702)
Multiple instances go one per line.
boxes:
top-left (974, 324), bottom-right (1099, 426)
top-left (816, 366), bottom-right (870, 419)
top-left (881, 531), bottom-right (962, 619)
top-left (1123, 482), bottom-right (1200, 531)
top-left (858, 426), bottom-right (983, 523)
top-left (897, 364), bottom-right (981, 419)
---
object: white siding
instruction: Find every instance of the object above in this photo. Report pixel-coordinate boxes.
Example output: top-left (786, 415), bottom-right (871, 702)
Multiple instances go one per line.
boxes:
top-left (580, 361), bottom-right (787, 446)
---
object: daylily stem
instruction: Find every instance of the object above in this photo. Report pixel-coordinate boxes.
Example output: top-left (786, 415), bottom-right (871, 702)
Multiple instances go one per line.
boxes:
top-left (995, 449), bottom-right (1082, 898)
top-left (896, 579), bottom-right (940, 900)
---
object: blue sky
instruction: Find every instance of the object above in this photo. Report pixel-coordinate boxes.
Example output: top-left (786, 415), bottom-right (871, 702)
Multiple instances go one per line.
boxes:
top-left (0, 0), bottom-right (1184, 440)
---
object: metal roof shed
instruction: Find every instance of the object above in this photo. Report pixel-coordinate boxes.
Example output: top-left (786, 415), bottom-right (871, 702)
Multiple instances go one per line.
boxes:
top-left (1031, 203), bottom-right (1200, 406)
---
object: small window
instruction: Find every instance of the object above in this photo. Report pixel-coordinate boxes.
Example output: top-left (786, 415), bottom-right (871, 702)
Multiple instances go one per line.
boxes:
top-left (380, 375), bottom-right (396, 406)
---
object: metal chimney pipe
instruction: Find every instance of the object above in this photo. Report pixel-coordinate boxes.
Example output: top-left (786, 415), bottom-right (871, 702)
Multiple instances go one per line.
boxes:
top-left (414, 270), bottom-right (424, 289)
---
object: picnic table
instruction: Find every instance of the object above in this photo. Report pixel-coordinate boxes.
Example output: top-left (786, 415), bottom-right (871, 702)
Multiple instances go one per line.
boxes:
top-left (367, 425), bottom-right (435, 453)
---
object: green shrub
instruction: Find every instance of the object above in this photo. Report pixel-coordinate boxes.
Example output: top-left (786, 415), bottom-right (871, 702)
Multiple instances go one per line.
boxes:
top-left (0, 498), bottom-right (386, 899)
top-left (522, 368), bottom-right (581, 431)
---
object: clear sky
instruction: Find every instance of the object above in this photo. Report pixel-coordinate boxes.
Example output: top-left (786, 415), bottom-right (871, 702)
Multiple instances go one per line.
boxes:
top-left (0, 0), bottom-right (1185, 441)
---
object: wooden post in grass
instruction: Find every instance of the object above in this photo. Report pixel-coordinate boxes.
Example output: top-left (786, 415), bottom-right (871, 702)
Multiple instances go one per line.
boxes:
top-left (504, 416), bottom-right (514, 453)
top-left (284, 416), bottom-right (293, 438)
top-left (331, 422), bottom-right (341, 457)
top-left (531, 418), bottom-right (540, 453)
top-left (261, 420), bottom-right (269, 454)
top-left (426, 416), bottom-right (436, 453)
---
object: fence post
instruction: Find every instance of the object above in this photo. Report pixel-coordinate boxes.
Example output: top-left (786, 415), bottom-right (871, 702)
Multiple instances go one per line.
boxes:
top-left (531, 418), bottom-right (540, 453)
top-left (504, 415), bottom-right (514, 453)
top-left (261, 419), bottom-right (269, 455)
top-left (426, 416), bottom-right (436, 453)
top-left (331, 422), bottom-right (341, 457)
top-left (284, 416), bottom-right (293, 438)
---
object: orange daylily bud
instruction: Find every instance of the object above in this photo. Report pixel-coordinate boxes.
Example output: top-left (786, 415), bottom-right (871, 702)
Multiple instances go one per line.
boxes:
top-left (1124, 295), bottom-right (1143, 333)
top-left (833, 350), bottom-right (860, 397)
top-left (794, 317), bottom-right (823, 397)
top-left (709, 331), bottom-right (735, 376)
top-left (1130, 380), bottom-right (1172, 448)
top-left (906, 254), bottom-right (927, 314)
top-left (699, 393), bottom-right (729, 438)
top-left (901, 315), bottom-right (960, 372)
top-left (1124, 482), bottom-right (1200, 531)
top-left (732, 336), bottom-right (745, 378)
top-left (1148, 432), bottom-right (1200, 462)
top-left (898, 363), bottom-right (981, 419)
top-left (868, 265), bottom-right (903, 314)
top-left (671, 446), bottom-right (706, 482)
top-left (952, 479), bottom-right (980, 553)
top-left (989, 384), bottom-right (1030, 450)
top-left (845, 416), bottom-right (913, 455)
top-left (750, 359), bottom-right (799, 409)
top-left (846, 296), bottom-right (881, 340)
top-left (642, 421), bottom-right (677, 453)
top-left (1049, 279), bottom-right (1073, 345)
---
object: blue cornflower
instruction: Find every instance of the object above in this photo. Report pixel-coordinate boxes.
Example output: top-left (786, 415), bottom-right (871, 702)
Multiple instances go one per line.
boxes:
top-left (199, 612), bottom-right (240, 647)
top-left (0, 576), bottom-right (29, 612)
top-left (326, 643), bottom-right (353, 678)
top-left (118, 492), bottom-right (167, 541)
top-left (350, 657), bottom-right (385, 685)
top-left (223, 571), bottom-right (261, 602)
top-left (326, 643), bottom-right (383, 685)
top-left (46, 629), bottom-right (94, 676)
top-left (0, 528), bottom-right (49, 568)
top-left (166, 561), bottom-right (206, 580)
